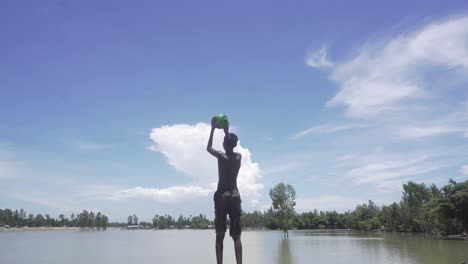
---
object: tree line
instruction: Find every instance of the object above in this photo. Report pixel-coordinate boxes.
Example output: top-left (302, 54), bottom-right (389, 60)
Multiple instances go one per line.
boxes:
top-left (117, 213), bottom-right (214, 229)
top-left (0, 209), bottom-right (109, 230)
top-left (152, 213), bottom-right (213, 229)
top-left (2, 179), bottom-right (466, 236)
top-left (242, 179), bottom-right (468, 237)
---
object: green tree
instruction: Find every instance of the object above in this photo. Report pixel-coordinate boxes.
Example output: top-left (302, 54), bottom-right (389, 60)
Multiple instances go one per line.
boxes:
top-left (95, 212), bottom-right (102, 230)
top-left (436, 179), bottom-right (468, 234)
top-left (400, 182), bottom-right (432, 232)
top-left (26, 214), bottom-right (34, 227)
top-left (70, 214), bottom-right (76, 227)
top-left (59, 214), bottom-right (66, 227)
top-left (35, 214), bottom-right (46, 227)
top-left (79, 210), bottom-right (89, 230)
top-left (381, 202), bottom-right (402, 232)
top-left (101, 215), bottom-right (109, 230)
top-left (152, 215), bottom-right (160, 228)
top-left (90, 212), bottom-right (96, 229)
top-left (269, 183), bottom-right (296, 237)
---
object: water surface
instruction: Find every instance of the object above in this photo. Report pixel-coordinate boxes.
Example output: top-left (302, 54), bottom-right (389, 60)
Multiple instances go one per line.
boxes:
top-left (1, 229), bottom-right (467, 264)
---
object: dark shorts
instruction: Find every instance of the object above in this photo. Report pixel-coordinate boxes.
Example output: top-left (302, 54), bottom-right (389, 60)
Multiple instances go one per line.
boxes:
top-left (214, 191), bottom-right (242, 240)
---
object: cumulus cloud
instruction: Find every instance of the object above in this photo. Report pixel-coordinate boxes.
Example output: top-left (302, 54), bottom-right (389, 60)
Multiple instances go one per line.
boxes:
top-left (310, 16), bottom-right (468, 118)
top-left (148, 123), bottom-right (263, 204)
top-left (72, 123), bottom-right (263, 207)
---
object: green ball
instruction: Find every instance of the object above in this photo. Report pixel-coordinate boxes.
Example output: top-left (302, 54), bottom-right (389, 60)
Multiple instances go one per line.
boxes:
top-left (214, 113), bottom-right (229, 129)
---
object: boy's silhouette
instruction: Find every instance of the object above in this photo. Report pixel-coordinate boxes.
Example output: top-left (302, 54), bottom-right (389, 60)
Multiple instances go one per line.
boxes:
top-left (207, 117), bottom-right (242, 264)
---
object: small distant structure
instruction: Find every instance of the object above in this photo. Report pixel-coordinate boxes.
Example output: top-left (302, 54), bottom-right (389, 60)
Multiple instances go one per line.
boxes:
top-left (125, 225), bottom-right (143, 230)
top-left (3, 225), bottom-right (10, 229)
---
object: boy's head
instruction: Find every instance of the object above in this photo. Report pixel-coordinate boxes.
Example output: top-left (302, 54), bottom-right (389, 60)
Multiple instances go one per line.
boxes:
top-left (223, 133), bottom-right (238, 151)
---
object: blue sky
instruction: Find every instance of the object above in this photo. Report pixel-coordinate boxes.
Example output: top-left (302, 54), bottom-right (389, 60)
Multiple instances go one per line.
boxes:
top-left (1, 0), bottom-right (468, 222)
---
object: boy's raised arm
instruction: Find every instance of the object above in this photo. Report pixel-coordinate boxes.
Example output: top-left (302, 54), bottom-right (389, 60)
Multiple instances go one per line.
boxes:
top-left (207, 117), bottom-right (222, 157)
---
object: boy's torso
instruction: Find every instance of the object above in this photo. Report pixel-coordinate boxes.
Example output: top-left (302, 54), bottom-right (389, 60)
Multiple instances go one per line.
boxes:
top-left (216, 152), bottom-right (241, 194)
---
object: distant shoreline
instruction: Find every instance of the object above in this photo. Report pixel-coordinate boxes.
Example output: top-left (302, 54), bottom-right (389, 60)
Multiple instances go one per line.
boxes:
top-left (0, 227), bottom-right (80, 232)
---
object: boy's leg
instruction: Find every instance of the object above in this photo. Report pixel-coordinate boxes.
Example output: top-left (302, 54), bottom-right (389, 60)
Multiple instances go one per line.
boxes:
top-left (216, 233), bottom-right (225, 264)
top-left (215, 197), bottom-right (227, 264)
top-left (229, 198), bottom-right (242, 264)
top-left (234, 238), bottom-right (242, 264)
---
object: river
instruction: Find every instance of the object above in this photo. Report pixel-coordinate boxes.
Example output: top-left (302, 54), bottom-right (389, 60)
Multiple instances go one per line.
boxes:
top-left (0, 229), bottom-right (467, 264)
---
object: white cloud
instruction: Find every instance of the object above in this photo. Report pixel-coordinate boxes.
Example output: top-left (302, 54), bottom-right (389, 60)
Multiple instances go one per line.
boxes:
top-left (312, 16), bottom-right (468, 118)
top-left (76, 142), bottom-right (112, 151)
top-left (461, 165), bottom-right (468, 175)
top-left (263, 162), bottom-right (303, 176)
top-left (296, 196), bottom-right (364, 212)
top-left (4, 187), bottom-right (86, 212)
top-left (396, 109), bottom-right (468, 138)
top-left (0, 161), bottom-right (16, 179)
top-left (336, 154), bottom-right (357, 161)
top-left (292, 123), bottom-right (368, 138)
top-left (149, 123), bottom-right (220, 183)
top-left (113, 186), bottom-right (214, 203)
top-left (397, 125), bottom-right (463, 138)
top-left (148, 123), bottom-right (263, 203)
top-left (0, 151), bottom-right (19, 180)
top-left (345, 154), bottom-right (442, 185)
top-left (306, 46), bottom-right (333, 68)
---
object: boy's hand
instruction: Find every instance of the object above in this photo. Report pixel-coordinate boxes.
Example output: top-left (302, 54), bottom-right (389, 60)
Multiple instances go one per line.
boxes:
top-left (211, 117), bottom-right (217, 129)
top-left (224, 122), bottom-right (229, 134)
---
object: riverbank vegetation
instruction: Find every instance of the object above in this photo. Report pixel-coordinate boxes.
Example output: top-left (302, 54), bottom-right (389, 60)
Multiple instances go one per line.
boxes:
top-left (1, 179), bottom-right (466, 237)
top-left (242, 179), bottom-right (468, 237)
top-left (114, 214), bottom-right (214, 229)
top-left (0, 209), bottom-right (109, 230)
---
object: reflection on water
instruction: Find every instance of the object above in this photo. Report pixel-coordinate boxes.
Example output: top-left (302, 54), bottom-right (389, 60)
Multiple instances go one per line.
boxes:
top-left (277, 238), bottom-right (293, 264)
top-left (0, 229), bottom-right (467, 264)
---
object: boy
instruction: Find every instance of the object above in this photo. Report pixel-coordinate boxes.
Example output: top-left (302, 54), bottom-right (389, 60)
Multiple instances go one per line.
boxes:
top-left (207, 117), bottom-right (242, 264)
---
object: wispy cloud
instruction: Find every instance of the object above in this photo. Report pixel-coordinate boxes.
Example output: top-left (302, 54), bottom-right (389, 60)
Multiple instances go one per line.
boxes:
top-left (115, 186), bottom-right (213, 202)
top-left (0, 160), bottom-right (17, 180)
top-left (75, 141), bottom-right (112, 151)
top-left (296, 195), bottom-right (364, 212)
top-left (0, 150), bottom-right (20, 180)
top-left (397, 125), bottom-right (463, 138)
top-left (292, 123), bottom-right (368, 139)
top-left (301, 16), bottom-right (468, 200)
top-left (396, 108), bottom-right (468, 138)
top-left (81, 185), bottom-right (214, 203)
top-left (345, 154), bottom-right (442, 185)
top-left (309, 16), bottom-right (468, 118)
top-left (461, 165), bottom-right (468, 175)
top-left (263, 162), bottom-right (304, 176)
top-left (306, 46), bottom-right (333, 68)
